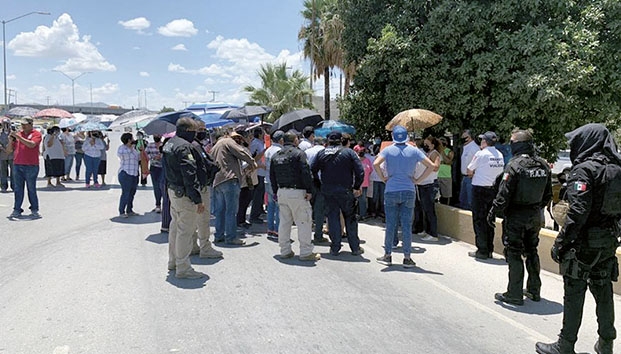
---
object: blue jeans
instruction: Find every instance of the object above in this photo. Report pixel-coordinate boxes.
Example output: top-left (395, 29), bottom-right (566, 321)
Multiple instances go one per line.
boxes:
top-left (64, 154), bottom-right (74, 176)
top-left (417, 182), bottom-right (438, 237)
top-left (459, 176), bottom-right (473, 211)
top-left (74, 152), bottom-right (84, 178)
top-left (83, 155), bottom-right (100, 185)
top-left (324, 189), bottom-right (361, 254)
top-left (384, 190), bottom-right (415, 256)
top-left (118, 170), bottom-right (138, 214)
top-left (265, 182), bottom-right (280, 233)
top-left (149, 166), bottom-right (163, 207)
top-left (0, 159), bottom-right (13, 190)
top-left (358, 186), bottom-right (368, 218)
top-left (312, 186), bottom-right (326, 239)
top-left (13, 164), bottom-right (40, 213)
top-left (213, 179), bottom-right (240, 242)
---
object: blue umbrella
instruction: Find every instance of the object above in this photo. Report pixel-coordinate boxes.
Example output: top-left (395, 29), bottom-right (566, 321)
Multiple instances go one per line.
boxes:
top-left (74, 121), bottom-right (109, 132)
top-left (199, 113), bottom-right (234, 129)
top-left (314, 120), bottom-right (356, 138)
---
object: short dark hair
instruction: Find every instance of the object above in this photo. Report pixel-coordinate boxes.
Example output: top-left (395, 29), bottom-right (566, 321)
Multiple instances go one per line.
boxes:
top-left (302, 126), bottom-right (314, 139)
top-left (253, 129), bottom-right (262, 139)
top-left (283, 131), bottom-right (298, 144)
top-left (121, 132), bottom-right (133, 144)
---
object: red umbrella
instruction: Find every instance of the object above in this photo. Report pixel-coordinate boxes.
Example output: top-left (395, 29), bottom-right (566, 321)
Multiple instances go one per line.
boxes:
top-left (34, 108), bottom-right (73, 119)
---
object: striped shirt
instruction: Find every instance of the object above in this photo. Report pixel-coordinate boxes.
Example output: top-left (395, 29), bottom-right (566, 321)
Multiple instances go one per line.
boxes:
top-left (117, 144), bottom-right (140, 176)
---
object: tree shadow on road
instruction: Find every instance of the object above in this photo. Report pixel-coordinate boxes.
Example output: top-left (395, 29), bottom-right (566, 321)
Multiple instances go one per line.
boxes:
top-left (495, 296), bottom-right (563, 315)
top-left (145, 232), bottom-right (168, 244)
top-left (165, 270), bottom-right (209, 289)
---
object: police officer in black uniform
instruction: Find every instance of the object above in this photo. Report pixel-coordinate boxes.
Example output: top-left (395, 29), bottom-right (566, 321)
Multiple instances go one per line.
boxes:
top-left (311, 131), bottom-right (365, 256)
top-left (269, 131), bottom-right (319, 261)
top-left (488, 129), bottom-right (552, 306)
top-left (536, 123), bottom-right (621, 354)
top-left (163, 116), bottom-right (205, 279)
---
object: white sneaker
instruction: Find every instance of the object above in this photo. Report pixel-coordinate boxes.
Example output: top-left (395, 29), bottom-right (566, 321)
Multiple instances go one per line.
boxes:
top-left (421, 235), bottom-right (439, 242)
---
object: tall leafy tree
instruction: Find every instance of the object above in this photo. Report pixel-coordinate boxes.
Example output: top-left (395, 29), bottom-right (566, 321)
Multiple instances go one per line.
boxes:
top-left (338, 0), bottom-right (621, 159)
top-left (244, 63), bottom-right (314, 122)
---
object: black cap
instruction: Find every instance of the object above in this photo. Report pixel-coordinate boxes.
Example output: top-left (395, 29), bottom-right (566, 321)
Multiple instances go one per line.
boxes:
top-left (327, 131), bottom-right (342, 142)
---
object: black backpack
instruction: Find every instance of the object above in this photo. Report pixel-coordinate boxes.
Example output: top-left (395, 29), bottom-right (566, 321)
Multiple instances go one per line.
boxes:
top-left (601, 162), bottom-right (621, 216)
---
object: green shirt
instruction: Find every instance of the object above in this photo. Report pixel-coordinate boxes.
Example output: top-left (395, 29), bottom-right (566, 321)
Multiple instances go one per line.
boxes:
top-left (438, 147), bottom-right (452, 178)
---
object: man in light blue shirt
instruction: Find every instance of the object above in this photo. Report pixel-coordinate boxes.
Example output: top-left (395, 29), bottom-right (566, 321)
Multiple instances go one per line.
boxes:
top-left (373, 125), bottom-right (435, 267)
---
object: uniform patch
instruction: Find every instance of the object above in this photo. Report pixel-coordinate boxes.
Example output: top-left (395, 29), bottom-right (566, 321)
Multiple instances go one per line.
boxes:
top-left (503, 172), bottom-right (510, 181)
top-left (187, 154), bottom-right (194, 161)
top-left (574, 181), bottom-right (587, 191)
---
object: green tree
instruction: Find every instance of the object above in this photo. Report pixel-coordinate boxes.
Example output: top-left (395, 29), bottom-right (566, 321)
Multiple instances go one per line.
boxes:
top-left (338, 0), bottom-right (621, 159)
top-left (244, 62), bottom-right (314, 121)
top-left (159, 106), bottom-right (175, 113)
top-left (299, 0), bottom-right (347, 119)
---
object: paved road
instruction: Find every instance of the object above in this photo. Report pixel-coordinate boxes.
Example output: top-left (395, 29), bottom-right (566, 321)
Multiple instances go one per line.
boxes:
top-left (0, 132), bottom-right (619, 354)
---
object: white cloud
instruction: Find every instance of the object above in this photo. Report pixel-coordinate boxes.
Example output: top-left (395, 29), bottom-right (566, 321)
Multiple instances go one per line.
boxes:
top-left (118, 17), bottom-right (151, 33)
top-left (139, 72), bottom-right (150, 77)
top-left (7, 75), bottom-right (16, 80)
top-left (171, 44), bottom-right (187, 51)
top-left (167, 63), bottom-right (228, 77)
top-left (8, 13), bottom-right (116, 73)
top-left (158, 19), bottom-right (198, 37)
top-left (92, 83), bottom-right (119, 95)
top-left (133, 46), bottom-right (141, 50)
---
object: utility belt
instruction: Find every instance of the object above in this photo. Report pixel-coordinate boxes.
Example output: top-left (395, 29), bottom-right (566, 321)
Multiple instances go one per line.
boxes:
top-left (560, 248), bottom-right (619, 284)
top-left (168, 184), bottom-right (186, 198)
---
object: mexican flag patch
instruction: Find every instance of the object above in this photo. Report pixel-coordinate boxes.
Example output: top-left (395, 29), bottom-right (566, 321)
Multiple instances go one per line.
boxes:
top-left (574, 181), bottom-right (588, 191)
top-left (503, 173), bottom-right (510, 181)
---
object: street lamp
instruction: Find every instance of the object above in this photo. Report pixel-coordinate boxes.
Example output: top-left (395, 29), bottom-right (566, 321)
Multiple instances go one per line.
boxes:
top-left (2, 11), bottom-right (50, 109)
top-left (52, 69), bottom-right (91, 110)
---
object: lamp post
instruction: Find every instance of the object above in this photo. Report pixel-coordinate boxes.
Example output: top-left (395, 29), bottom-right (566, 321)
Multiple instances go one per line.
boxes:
top-left (52, 70), bottom-right (91, 110)
top-left (2, 11), bottom-right (50, 109)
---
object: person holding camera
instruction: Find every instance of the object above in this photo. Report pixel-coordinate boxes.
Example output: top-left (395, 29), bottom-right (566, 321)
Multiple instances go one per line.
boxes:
top-left (117, 133), bottom-right (140, 217)
top-left (43, 126), bottom-right (66, 188)
top-left (82, 130), bottom-right (105, 188)
top-left (8, 117), bottom-right (42, 219)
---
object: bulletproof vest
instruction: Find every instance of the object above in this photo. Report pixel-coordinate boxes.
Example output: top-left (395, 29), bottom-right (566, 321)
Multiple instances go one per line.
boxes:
top-left (600, 162), bottom-right (621, 216)
top-left (271, 148), bottom-right (295, 178)
top-left (512, 155), bottom-right (549, 205)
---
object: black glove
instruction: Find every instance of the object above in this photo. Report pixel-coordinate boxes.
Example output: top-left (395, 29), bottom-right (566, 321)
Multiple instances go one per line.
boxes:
top-left (551, 243), bottom-right (562, 263)
top-left (487, 209), bottom-right (496, 228)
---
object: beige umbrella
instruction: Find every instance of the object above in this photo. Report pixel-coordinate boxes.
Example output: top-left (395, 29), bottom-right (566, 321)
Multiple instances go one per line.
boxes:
top-left (386, 109), bottom-right (442, 131)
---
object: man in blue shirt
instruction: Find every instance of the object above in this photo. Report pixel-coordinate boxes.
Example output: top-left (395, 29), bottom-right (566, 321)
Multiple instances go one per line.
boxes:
top-left (372, 125), bottom-right (435, 267)
top-left (311, 131), bottom-right (365, 256)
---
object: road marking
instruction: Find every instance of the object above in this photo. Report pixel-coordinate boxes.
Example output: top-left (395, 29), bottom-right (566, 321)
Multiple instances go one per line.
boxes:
top-left (364, 246), bottom-right (553, 343)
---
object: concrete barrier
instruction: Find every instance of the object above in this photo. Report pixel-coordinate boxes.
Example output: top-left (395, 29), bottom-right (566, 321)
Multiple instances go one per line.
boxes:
top-left (436, 203), bottom-right (621, 295)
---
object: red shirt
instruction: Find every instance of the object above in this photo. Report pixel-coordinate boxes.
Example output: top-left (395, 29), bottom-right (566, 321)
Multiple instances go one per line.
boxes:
top-left (13, 130), bottom-right (42, 165)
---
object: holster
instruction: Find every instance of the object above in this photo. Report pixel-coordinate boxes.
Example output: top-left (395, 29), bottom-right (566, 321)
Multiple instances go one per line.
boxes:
top-left (174, 186), bottom-right (185, 198)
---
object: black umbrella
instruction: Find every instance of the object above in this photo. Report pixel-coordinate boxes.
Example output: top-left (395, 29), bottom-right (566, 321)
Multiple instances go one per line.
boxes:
top-left (143, 119), bottom-right (176, 135)
top-left (271, 109), bottom-right (323, 132)
top-left (220, 105), bottom-right (272, 120)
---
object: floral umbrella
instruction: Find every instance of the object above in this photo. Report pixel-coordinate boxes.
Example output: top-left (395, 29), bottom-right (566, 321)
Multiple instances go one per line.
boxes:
top-left (34, 108), bottom-right (73, 119)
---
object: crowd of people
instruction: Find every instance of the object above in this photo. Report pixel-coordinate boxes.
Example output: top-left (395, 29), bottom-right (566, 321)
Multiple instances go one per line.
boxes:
top-left (2, 112), bottom-right (619, 354)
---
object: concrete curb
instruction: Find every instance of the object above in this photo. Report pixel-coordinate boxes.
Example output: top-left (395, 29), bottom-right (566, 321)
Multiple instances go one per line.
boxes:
top-left (436, 204), bottom-right (621, 295)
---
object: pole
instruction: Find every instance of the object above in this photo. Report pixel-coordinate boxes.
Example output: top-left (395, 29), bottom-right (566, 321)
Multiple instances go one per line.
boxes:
top-left (144, 89), bottom-right (147, 110)
top-left (52, 70), bottom-right (90, 111)
top-left (2, 12), bottom-right (50, 109)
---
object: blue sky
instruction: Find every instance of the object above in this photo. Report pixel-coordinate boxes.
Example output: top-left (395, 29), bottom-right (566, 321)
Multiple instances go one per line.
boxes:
top-left (3, 0), bottom-right (327, 110)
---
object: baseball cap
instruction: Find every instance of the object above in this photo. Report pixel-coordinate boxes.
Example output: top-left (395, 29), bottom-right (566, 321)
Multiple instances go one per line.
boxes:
top-left (230, 131), bottom-right (242, 138)
top-left (271, 130), bottom-right (284, 141)
top-left (22, 117), bottom-right (34, 125)
top-left (478, 131), bottom-right (498, 143)
top-left (392, 125), bottom-right (409, 144)
top-left (327, 131), bottom-right (342, 142)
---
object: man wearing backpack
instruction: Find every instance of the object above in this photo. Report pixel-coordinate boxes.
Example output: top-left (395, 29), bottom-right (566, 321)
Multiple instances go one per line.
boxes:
top-left (536, 123), bottom-right (621, 354)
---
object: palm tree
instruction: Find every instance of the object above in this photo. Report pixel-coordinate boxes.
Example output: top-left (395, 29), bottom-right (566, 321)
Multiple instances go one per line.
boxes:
top-left (244, 63), bottom-right (314, 122)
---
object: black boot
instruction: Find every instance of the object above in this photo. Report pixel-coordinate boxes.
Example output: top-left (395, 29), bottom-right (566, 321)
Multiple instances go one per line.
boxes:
top-left (535, 338), bottom-right (576, 354)
top-left (594, 337), bottom-right (613, 354)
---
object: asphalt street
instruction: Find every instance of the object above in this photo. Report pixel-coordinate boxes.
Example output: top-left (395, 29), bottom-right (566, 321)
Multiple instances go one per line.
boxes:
top-left (0, 132), bottom-right (619, 354)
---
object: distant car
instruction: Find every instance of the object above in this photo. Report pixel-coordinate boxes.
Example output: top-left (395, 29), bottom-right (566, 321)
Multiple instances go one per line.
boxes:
top-left (550, 150), bottom-right (572, 179)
